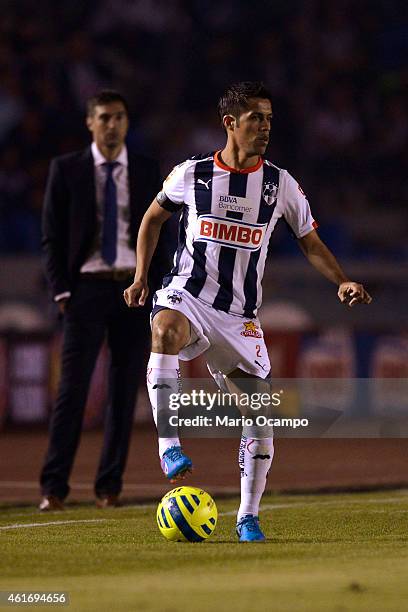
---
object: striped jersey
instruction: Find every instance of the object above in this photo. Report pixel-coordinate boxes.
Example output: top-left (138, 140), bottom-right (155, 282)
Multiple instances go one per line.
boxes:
top-left (157, 151), bottom-right (317, 318)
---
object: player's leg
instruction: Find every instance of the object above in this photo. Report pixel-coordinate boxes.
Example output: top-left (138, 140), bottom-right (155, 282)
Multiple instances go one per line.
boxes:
top-left (225, 368), bottom-right (274, 541)
top-left (205, 312), bottom-right (274, 540)
top-left (147, 308), bottom-right (192, 481)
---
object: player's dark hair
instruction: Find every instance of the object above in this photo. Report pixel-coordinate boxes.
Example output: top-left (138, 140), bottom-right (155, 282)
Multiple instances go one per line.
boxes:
top-left (218, 81), bottom-right (272, 126)
top-left (86, 90), bottom-right (129, 116)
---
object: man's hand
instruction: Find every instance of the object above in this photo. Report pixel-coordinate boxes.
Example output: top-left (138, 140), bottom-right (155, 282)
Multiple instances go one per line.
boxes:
top-left (123, 279), bottom-right (149, 307)
top-left (57, 298), bottom-right (69, 315)
top-left (338, 282), bottom-right (372, 307)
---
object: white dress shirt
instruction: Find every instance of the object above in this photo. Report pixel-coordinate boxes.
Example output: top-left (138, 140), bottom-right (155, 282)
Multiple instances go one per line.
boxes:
top-left (80, 142), bottom-right (136, 273)
top-left (54, 143), bottom-right (136, 302)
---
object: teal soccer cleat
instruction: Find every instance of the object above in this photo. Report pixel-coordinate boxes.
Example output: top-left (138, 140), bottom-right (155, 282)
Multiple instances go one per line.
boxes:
top-left (160, 446), bottom-right (193, 482)
top-left (236, 515), bottom-right (266, 542)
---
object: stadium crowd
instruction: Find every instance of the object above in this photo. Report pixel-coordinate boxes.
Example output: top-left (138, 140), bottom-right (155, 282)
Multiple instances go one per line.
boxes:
top-left (0, 0), bottom-right (406, 258)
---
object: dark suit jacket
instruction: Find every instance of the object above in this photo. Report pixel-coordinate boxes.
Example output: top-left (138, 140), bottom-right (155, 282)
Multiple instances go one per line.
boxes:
top-left (42, 146), bottom-right (170, 300)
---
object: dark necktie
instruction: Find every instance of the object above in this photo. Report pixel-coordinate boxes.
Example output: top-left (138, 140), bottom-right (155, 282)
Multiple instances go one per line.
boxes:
top-left (101, 161), bottom-right (119, 265)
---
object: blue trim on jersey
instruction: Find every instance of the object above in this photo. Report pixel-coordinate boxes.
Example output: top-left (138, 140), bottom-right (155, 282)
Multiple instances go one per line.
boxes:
top-left (212, 246), bottom-right (236, 312)
top-left (184, 159), bottom-right (214, 298)
top-left (212, 173), bottom-right (248, 312)
top-left (243, 249), bottom-right (262, 318)
top-left (229, 171), bottom-right (248, 198)
top-left (184, 241), bottom-right (208, 297)
top-left (163, 209), bottom-right (187, 288)
top-left (243, 164), bottom-right (280, 316)
top-left (193, 159), bottom-right (213, 215)
top-left (257, 164), bottom-right (280, 224)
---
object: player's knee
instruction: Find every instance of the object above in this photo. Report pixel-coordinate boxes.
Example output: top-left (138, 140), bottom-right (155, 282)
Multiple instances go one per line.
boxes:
top-left (152, 319), bottom-right (187, 353)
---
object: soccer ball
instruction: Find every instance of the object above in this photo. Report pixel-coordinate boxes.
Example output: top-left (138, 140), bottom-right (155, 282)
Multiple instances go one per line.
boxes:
top-left (157, 486), bottom-right (217, 542)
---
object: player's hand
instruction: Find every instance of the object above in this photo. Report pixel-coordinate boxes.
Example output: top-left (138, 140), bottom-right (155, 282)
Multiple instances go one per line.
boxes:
top-left (123, 279), bottom-right (149, 307)
top-left (338, 282), bottom-right (372, 307)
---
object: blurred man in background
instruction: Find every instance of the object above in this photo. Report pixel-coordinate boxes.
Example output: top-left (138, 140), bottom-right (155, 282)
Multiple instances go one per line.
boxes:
top-left (39, 90), bottom-right (169, 511)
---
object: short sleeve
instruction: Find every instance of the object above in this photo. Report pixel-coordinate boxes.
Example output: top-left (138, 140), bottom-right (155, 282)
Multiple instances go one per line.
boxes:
top-left (156, 161), bottom-right (188, 212)
top-left (279, 170), bottom-right (318, 238)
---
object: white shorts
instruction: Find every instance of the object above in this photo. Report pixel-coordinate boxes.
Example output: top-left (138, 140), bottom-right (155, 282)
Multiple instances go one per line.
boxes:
top-left (152, 287), bottom-right (271, 380)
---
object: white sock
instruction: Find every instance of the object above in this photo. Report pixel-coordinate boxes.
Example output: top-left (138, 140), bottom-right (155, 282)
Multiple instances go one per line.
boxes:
top-left (147, 352), bottom-right (181, 459)
top-left (237, 436), bottom-right (274, 522)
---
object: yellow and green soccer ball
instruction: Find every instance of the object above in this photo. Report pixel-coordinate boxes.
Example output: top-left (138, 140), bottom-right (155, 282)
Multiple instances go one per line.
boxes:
top-left (157, 486), bottom-right (217, 542)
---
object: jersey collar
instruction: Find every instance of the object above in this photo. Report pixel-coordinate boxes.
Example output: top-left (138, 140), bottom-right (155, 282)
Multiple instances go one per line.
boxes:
top-left (214, 150), bottom-right (263, 174)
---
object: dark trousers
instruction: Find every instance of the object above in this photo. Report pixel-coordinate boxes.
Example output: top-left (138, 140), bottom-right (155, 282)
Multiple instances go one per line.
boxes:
top-left (40, 277), bottom-right (150, 499)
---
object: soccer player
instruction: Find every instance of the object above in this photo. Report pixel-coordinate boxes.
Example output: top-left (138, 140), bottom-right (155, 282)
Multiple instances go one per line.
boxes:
top-left (124, 82), bottom-right (371, 541)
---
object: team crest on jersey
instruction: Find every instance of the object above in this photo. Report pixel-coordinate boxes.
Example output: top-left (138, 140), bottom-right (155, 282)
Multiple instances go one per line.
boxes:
top-left (262, 181), bottom-right (278, 206)
top-left (241, 321), bottom-right (263, 338)
top-left (166, 290), bottom-right (183, 305)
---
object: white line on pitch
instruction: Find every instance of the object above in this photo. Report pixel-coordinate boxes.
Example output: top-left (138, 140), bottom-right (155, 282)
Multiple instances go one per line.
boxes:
top-left (220, 495), bottom-right (408, 516)
top-left (1, 494), bottom-right (407, 531)
top-left (2, 493), bottom-right (408, 524)
top-left (0, 519), bottom-right (108, 531)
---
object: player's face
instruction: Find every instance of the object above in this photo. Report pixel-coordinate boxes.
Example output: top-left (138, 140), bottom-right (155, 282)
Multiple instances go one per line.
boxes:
top-left (86, 101), bottom-right (129, 151)
top-left (234, 98), bottom-right (272, 156)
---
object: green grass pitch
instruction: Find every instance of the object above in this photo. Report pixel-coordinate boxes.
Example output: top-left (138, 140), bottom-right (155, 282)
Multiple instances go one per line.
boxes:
top-left (1, 490), bottom-right (408, 611)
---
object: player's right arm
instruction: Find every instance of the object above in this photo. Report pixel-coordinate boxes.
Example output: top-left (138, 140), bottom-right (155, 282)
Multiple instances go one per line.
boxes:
top-left (124, 160), bottom-right (187, 307)
top-left (124, 199), bottom-right (173, 307)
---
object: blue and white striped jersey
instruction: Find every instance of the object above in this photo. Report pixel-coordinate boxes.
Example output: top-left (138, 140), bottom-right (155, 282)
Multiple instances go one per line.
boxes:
top-left (157, 151), bottom-right (317, 318)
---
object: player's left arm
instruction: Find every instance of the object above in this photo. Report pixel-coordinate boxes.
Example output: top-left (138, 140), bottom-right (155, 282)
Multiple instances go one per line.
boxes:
top-left (298, 230), bottom-right (372, 306)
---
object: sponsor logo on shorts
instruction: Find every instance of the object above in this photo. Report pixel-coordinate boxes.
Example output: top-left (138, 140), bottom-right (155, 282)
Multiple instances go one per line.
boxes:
top-left (255, 359), bottom-right (269, 372)
top-left (166, 290), bottom-right (183, 304)
top-left (241, 321), bottom-right (263, 338)
top-left (196, 215), bottom-right (266, 251)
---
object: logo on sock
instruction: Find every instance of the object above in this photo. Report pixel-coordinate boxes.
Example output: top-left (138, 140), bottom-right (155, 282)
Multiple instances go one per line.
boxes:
top-left (252, 454), bottom-right (271, 460)
top-left (238, 436), bottom-right (247, 477)
top-left (153, 383), bottom-right (171, 389)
